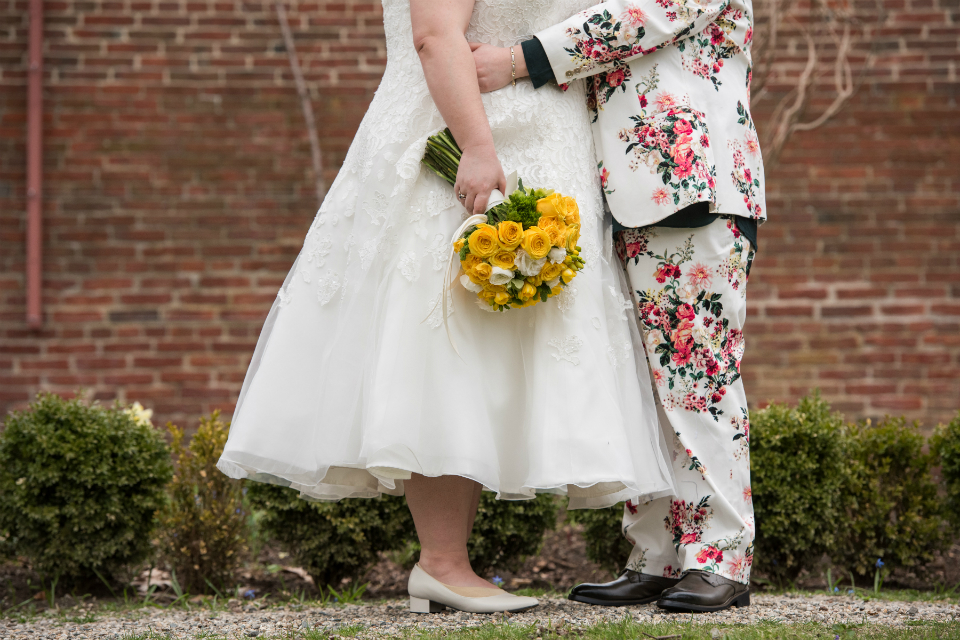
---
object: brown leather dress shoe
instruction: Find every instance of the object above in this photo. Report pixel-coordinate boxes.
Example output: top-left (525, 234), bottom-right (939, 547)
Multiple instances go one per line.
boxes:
top-left (568, 570), bottom-right (680, 606)
top-left (656, 570), bottom-right (750, 613)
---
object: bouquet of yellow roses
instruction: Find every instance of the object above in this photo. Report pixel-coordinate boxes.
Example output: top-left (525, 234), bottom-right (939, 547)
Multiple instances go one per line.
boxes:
top-left (423, 129), bottom-right (585, 311)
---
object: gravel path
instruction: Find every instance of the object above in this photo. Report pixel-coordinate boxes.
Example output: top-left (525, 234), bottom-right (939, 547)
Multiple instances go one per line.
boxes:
top-left (4, 594), bottom-right (958, 639)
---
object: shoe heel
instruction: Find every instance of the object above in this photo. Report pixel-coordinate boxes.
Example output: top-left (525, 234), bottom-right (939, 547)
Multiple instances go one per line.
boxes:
top-left (734, 591), bottom-right (750, 607)
top-left (409, 596), bottom-right (445, 613)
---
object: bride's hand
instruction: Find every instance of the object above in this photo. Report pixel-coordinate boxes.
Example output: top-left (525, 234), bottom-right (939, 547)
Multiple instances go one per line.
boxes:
top-left (454, 144), bottom-right (507, 216)
top-left (470, 43), bottom-right (528, 93)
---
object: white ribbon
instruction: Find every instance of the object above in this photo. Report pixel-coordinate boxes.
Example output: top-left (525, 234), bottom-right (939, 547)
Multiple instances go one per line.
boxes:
top-left (424, 171), bottom-right (519, 357)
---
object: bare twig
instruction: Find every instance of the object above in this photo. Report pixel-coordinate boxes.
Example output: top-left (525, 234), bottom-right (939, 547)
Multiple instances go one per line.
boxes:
top-left (276, 2), bottom-right (325, 206)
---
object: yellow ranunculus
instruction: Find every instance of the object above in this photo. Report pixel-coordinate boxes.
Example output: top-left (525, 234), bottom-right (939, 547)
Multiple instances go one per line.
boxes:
top-left (541, 262), bottom-right (563, 281)
top-left (545, 225), bottom-right (565, 248)
top-left (497, 221), bottom-right (524, 249)
top-left (527, 275), bottom-right (544, 287)
top-left (536, 192), bottom-right (569, 222)
top-left (537, 215), bottom-right (564, 232)
top-left (478, 290), bottom-right (497, 305)
top-left (561, 268), bottom-right (577, 284)
top-left (489, 249), bottom-right (516, 270)
top-left (519, 282), bottom-right (537, 301)
top-left (522, 226), bottom-right (551, 260)
top-left (468, 224), bottom-right (499, 259)
top-left (563, 196), bottom-right (580, 225)
top-left (463, 253), bottom-right (483, 271)
top-left (453, 238), bottom-right (465, 253)
top-left (473, 262), bottom-right (493, 281)
top-left (494, 292), bottom-right (512, 306)
top-left (565, 223), bottom-right (581, 252)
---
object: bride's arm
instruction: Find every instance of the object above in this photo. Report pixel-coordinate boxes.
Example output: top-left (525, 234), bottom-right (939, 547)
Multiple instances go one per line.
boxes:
top-left (411, 0), bottom-right (506, 215)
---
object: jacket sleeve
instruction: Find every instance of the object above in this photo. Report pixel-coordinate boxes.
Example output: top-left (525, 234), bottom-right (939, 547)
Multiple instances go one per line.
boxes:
top-left (534, 0), bottom-right (732, 83)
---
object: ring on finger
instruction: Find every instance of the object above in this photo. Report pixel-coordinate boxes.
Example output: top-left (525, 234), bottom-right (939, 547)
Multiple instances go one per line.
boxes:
top-left (458, 192), bottom-right (466, 200)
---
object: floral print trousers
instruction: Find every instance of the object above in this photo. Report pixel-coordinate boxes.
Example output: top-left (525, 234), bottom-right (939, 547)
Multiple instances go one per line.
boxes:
top-left (615, 216), bottom-right (755, 584)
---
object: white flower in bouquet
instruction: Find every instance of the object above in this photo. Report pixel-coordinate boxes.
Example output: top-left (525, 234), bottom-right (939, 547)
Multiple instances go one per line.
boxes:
top-left (548, 247), bottom-right (567, 264)
top-left (489, 267), bottom-right (515, 286)
top-left (515, 249), bottom-right (547, 277)
top-left (460, 274), bottom-right (484, 293)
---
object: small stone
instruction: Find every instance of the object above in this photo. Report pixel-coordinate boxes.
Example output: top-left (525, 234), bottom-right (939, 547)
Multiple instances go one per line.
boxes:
top-left (710, 627), bottom-right (722, 639)
top-left (245, 631), bottom-right (259, 638)
top-left (908, 606), bottom-right (918, 615)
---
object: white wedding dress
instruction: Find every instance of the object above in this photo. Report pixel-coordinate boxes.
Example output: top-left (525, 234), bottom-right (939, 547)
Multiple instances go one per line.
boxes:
top-left (217, 0), bottom-right (677, 507)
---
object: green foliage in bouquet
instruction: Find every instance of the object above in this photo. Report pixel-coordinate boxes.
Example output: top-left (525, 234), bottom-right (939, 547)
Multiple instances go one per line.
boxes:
top-left (566, 503), bottom-right (632, 577)
top-left (423, 128), bottom-right (553, 237)
top-left (158, 411), bottom-right (249, 594)
top-left (932, 412), bottom-right (960, 527)
top-left (0, 393), bottom-right (171, 582)
top-left (750, 391), bottom-right (851, 582)
top-left (834, 417), bottom-right (949, 578)
top-left (246, 482), bottom-right (416, 588)
top-left (468, 493), bottom-right (559, 575)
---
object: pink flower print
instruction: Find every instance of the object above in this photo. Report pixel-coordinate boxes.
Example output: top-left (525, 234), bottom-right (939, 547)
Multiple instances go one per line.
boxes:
top-left (676, 303), bottom-right (696, 322)
top-left (743, 486), bottom-right (752, 503)
top-left (673, 119), bottom-right (693, 136)
top-left (707, 23), bottom-right (725, 45)
top-left (605, 68), bottom-right (626, 88)
top-left (654, 92), bottom-right (678, 111)
top-left (705, 358), bottom-right (720, 376)
top-left (672, 347), bottom-right (692, 366)
top-left (744, 27), bottom-right (754, 45)
top-left (652, 187), bottom-right (670, 205)
top-left (652, 368), bottom-right (666, 386)
top-left (663, 565), bottom-right (676, 578)
top-left (683, 393), bottom-right (707, 412)
top-left (699, 133), bottom-right (710, 148)
top-left (625, 499), bottom-right (639, 514)
top-left (622, 5), bottom-right (647, 26)
top-left (711, 392), bottom-right (723, 404)
top-left (639, 94), bottom-right (648, 108)
top-left (695, 545), bottom-right (723, 564)
top-left (726, 552), bottom-right (749, 579)
top-left (744, 167), bottom-right (752, 184)
top-left (680, 533), bottom-right (698, 545)
top-left (695, 161), bottom-right (711, 181)
top-left (672, 136), bottom-right (696, 178)
top-left (686, 262), bottom-right (713, 290)
top-left (600, 166), bottom-right (611, 189)
top-left (745, 133), bottom-right (760, 156)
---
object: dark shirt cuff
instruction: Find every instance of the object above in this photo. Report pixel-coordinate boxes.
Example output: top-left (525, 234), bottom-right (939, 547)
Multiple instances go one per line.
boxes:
top-left (521, 38), bottom-right (556, 89)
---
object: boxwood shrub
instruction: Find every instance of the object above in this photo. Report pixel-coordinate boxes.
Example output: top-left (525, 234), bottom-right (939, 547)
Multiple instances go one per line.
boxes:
top-left (750, 392), bottom-right (850, 582)
top-left (834, 417), bottom-right (949, 577)
top-left (468, 493), bottom-right (558, 575)
top-left (0, 393), bottom-right (171, 581)
top-left (932, 412), bottom-right (960, 528)
top-left (158, 411), bottom-right (249, 593)
top-left (246, 482), bottom-right (416, 588)
top-left (565, 503), bottom-right (630, 577)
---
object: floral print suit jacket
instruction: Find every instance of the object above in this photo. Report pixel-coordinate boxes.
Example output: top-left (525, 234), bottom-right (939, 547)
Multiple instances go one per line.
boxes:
top-left (534, 0), bottom-right (767, 227)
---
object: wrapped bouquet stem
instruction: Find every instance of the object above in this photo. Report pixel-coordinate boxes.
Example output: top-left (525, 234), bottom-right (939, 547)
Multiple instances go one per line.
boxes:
top-left (423, 128), bottom-right (585, 315)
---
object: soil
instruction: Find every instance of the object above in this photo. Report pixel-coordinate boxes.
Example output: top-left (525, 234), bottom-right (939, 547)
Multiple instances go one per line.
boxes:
top-left (1, 527), bottom-right (957, 611)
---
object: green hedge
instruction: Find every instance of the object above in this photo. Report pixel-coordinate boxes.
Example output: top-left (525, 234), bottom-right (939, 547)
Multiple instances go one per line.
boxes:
top-left (468, 493), bottom-right (558, 575)
top-left (565, 504), bottom-right (631, 577)
top-left (0, 393), bottom-right (172, 582)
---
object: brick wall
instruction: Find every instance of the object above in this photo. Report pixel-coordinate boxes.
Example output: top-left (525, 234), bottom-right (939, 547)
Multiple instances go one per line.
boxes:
top-left (1, 0), bottom-right (958, 430)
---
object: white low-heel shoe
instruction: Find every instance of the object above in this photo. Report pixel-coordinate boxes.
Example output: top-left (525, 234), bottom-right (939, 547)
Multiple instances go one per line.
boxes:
top-left (407, 564), bottom-right (539, 614)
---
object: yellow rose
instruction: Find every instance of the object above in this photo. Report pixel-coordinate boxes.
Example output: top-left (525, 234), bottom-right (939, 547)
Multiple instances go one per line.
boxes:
top-left (463, 253), bottom-right (483, 271)
top-left (519, 282), bottom-right (537, 301)
top-left (473, 262), bottom-right (493, 281)
top-left (565, 223), bottom-right (581, 252)
top-left (541, 262), bottom-right (563, 281)
top-left (494, 292), bottom-right (512, 306)
top-left (468, 224), bottom-right (499, 259)
top-left (561, 268), bottom-right (577, 284)
top-left (482, 283), bottom-right (507, 294)
top-left (489, 249), bottom-right (516, 270)
top-left (563, 196), bottom-right (580, 225)
top-left (478, 290), bottom-right (497, 305)
top-left (497, 221), bottom-right (524, 249)
top-left (453, 238), bottom-right (465, 253)
top-left (522, 226), bottom-right (551, 260)
top-left (536, 192), bottom-right (568, 222)
top-left (526, 275), bottom-right (544, 287)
